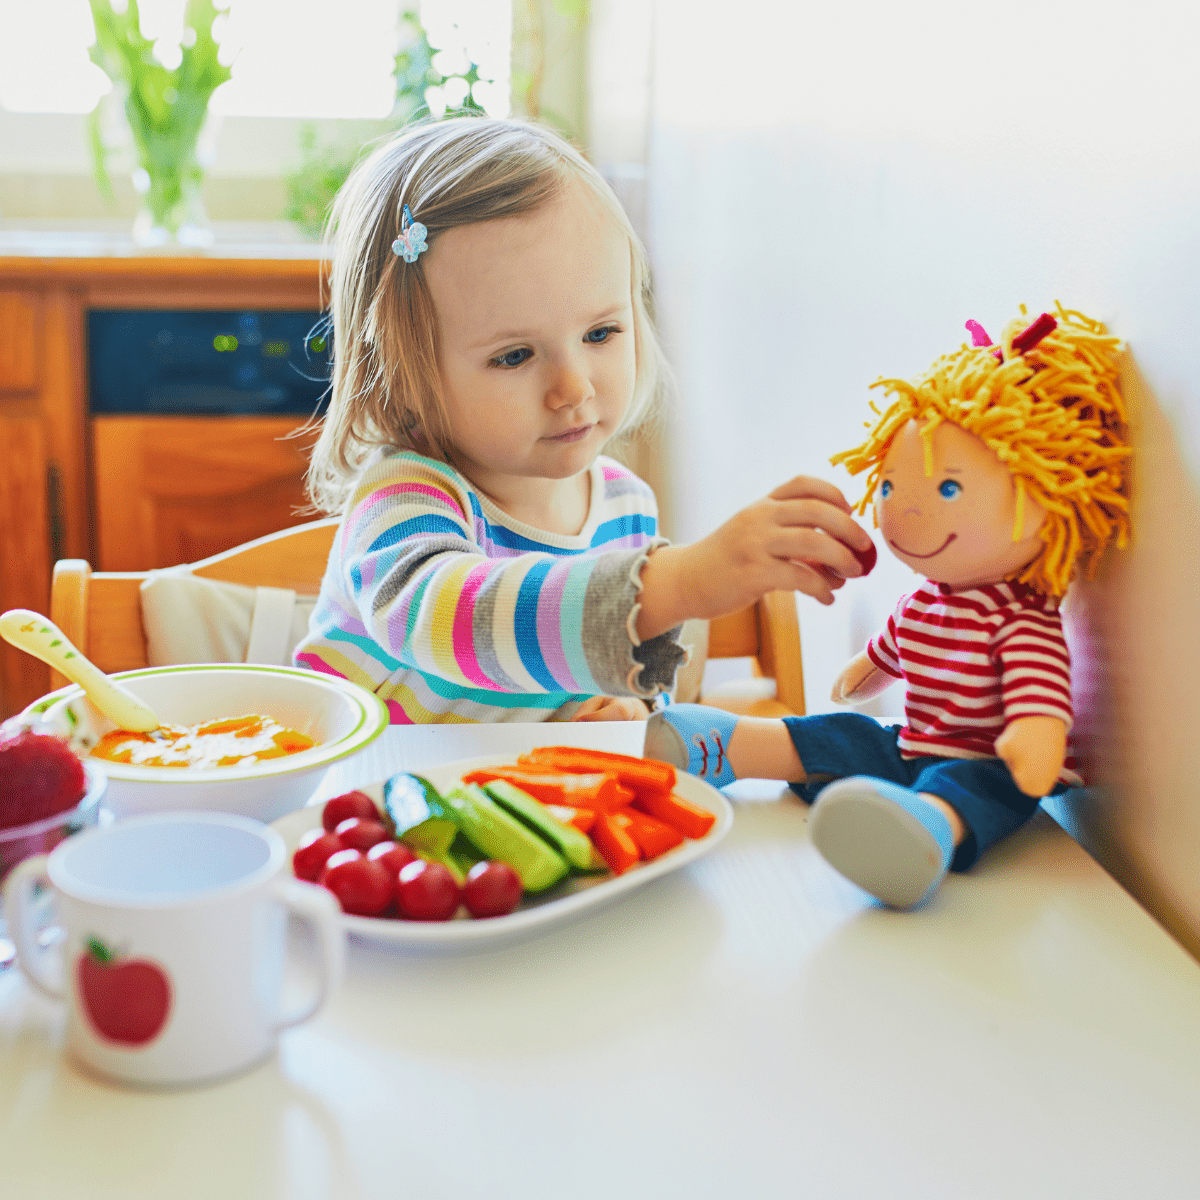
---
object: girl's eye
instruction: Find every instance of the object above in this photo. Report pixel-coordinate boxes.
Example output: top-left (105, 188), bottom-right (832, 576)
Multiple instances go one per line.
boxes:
top-left (584, 325), bottom-right (619, 345)
top-left (938, 479), bottom-right (962, 500)
top-left (879, 480), bottom-right (893, 499)
top-left (491, 347), bottom-right (532, 369)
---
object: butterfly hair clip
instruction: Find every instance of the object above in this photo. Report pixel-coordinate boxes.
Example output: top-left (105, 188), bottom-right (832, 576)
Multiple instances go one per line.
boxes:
top-left (391, 204), bottom-right (428, 263)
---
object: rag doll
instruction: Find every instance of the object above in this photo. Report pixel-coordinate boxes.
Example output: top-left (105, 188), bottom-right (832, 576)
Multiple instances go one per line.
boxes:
top-left (647, 304), bottom-right (1131, 908)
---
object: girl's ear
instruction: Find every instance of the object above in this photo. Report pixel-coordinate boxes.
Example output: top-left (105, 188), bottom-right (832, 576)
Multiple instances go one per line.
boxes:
top-left (401, 408), bottom-right (429, 450)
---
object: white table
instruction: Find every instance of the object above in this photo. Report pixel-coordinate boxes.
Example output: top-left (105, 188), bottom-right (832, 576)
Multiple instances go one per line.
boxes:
top-left (3, 728), bottom-right (1199, 1200)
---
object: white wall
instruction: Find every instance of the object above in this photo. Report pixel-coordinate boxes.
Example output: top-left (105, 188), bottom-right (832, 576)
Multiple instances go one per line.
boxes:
top-left (647, 0), bottom-right (1200, 952)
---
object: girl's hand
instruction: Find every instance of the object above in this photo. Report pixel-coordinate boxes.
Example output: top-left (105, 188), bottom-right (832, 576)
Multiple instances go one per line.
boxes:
top-left (569, 695), bottom-right (651, 722)
top-left (636, 476), bottom-right (874, 639)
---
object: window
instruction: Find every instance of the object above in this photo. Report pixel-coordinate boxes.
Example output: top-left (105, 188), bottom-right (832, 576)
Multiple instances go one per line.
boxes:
top-left (0, 0), bottom-right (511, 120)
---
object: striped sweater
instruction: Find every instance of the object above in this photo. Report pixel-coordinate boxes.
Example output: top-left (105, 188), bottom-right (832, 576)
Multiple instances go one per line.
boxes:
top-left (866, 580), bottom-right (1080, 784)
top-left (294, 451), bottom-right (686, 724)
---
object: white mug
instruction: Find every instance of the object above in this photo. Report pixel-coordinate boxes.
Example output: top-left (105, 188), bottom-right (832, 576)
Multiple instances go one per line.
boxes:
top-left (3, 811), bottom-right (344, 1088)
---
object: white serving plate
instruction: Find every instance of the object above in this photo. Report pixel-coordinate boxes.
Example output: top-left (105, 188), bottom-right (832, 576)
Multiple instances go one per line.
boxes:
top-left (271, 753), bottom-right (733, 952)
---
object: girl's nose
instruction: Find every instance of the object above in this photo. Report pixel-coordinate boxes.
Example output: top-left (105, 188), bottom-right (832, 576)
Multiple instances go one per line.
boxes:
top-left (545, 364), bottom-right (594, 411)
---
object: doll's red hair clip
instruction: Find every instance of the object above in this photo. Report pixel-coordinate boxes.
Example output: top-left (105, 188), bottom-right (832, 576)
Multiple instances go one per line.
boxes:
top-left (966, 313), bottom-right (1057, 361)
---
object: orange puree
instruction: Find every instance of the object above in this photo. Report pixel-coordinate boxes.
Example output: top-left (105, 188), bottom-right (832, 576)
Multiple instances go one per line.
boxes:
top-left (91, 713), bottom-right (315, 769)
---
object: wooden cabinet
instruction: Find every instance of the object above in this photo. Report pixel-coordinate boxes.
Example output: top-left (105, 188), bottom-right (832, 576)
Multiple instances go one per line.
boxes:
top-left (0, 252), bottom-right (324, 718)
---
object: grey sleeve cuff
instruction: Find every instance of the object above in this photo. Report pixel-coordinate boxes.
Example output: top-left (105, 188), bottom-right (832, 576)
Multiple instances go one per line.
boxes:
top-left (583, 538), bottom-right (689, 699)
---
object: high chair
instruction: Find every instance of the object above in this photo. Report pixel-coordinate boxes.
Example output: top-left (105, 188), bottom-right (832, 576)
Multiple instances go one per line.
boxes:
top-left (49, 518), bottom-right (340, 687)
top-left (50, 522), bottom-right (804, 715)
top-left (676, 591), bottom-right (805, 718)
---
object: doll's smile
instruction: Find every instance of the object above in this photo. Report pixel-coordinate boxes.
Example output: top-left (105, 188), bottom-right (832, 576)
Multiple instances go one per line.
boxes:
top-left (889, 533), bottom-right (957, 559)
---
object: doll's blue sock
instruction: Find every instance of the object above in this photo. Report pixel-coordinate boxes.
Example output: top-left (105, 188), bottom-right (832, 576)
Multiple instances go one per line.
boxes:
top-left (808, 777), bottom-right (956, 910)
top-left (644, 704), bottom-right (740, 788)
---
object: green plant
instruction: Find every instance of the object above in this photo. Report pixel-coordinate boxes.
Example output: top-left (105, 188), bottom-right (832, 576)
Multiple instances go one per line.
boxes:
top-left (87, 0), bottom-right (230, 241)
top-left (283, 9), bottom-right (483, 240)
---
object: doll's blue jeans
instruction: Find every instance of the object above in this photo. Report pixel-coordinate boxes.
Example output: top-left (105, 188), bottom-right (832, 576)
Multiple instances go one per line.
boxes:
top-left (782, 712), bottom-right (1068, 871)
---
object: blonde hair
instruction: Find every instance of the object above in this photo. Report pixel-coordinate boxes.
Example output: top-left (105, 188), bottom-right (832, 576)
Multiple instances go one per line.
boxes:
top-left (305, 116), bottom-right (666, 514)
top-left (830, 303), bottom-right (1131, 597)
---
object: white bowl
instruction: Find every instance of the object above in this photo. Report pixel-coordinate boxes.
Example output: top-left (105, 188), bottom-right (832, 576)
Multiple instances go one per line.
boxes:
top-left (25, 665), bottom-right (389, 823)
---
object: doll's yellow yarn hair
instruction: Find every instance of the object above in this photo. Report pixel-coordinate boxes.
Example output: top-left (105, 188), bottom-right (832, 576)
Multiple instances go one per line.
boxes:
top-left (830, 303), bottom-right (1131, 598)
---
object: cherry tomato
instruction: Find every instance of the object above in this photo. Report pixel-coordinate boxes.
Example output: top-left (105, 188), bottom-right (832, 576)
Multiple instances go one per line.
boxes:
top-left (366, 840), bottom-right (418, 875)
top-left (394, 860), bottom-right (461, 921)
top-left (334, 817), bottom-right (390, 853)
top-left (292, 828), bottom-right (345, 882)
top-left (320, 849), bottom-right (393, 917)
top-left (322, 791), bottom-right (378, 832)
top-left (463, 861), bottom-right (523, 919)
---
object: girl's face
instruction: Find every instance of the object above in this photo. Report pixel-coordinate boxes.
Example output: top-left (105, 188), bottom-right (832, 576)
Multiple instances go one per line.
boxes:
top-left (875, 419), bottom-right (1047, 589)
top-left (423, 182), bottom-right (636, 503)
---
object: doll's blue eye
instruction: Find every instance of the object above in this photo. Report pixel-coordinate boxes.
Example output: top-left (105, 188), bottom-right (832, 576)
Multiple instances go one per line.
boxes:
top-left (879, 480), bottom-right (893, 499)
top-left (938, 479), bottom-right (962, 500)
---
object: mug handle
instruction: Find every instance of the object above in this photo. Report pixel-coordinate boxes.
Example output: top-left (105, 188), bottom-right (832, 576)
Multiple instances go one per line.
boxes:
top-left (273, 876), bottom-right (344, 1031)
top-left (3, 856), bottom-right (64, 1000)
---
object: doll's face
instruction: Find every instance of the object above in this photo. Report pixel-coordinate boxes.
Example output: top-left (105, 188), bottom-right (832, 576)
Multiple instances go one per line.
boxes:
top-left (874, 419), bottom-right (1047, 589)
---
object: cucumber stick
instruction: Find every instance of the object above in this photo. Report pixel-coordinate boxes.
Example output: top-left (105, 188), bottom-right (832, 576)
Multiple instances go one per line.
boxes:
top-left (384, 772), bottom-right (470, 885)
top-left (383, 773), bottom-right (458, 855)
top-left (482, 779), bottom-right (602, 872)
top-left (442, 784), bottom-right (570, 893)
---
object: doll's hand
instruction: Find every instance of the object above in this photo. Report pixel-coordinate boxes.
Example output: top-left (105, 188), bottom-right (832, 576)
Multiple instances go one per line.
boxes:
top-left (994, 715), bottom-right (1068, 797)
top-left (570, 695), bottom-right (651, 722)
top-left (830, 651), bottom-right (893, 704)
top-left (635, 476), bottom-right (873, 639)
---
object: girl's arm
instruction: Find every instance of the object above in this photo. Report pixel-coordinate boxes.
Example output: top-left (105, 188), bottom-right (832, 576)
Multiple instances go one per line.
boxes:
top-left (329, 454), bottom-right (685, 701)
top-left (634, 475), bottom-right (875, 639)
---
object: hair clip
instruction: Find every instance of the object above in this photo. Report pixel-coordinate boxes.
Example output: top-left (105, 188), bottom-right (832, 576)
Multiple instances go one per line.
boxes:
top-left (391, 204), bottom-right (428, 263)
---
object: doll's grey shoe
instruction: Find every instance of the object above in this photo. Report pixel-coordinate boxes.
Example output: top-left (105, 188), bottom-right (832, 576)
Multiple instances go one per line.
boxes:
top-left (808, 777), bottom-right (955, 910)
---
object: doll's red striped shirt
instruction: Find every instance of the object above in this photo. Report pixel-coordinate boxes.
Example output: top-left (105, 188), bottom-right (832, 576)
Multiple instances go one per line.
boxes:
top-left (866, 580), bottom-right (1081, 785)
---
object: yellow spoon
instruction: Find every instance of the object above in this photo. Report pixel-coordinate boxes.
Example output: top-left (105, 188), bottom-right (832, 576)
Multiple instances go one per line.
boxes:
top-left (0, 609), bottom-right (159, 733)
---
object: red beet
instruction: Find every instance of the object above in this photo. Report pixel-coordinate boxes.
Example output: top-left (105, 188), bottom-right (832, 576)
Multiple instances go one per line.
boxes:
top-left (852, 539), bottom-right (878, 576)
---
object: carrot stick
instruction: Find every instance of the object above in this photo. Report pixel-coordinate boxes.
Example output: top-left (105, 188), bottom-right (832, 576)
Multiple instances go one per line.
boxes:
top-left (590, 812), bottom-right (640, 875)
top-left (461, 768), bottom-right (623, 811)
top-left (612, 809), bottom-right (684, 860)
top-left (632, 791), bottom-right (716, 840)
top-left (519, 747), bottom-right (675, 797)
top-left (545, 804), bottom-right (596, 835)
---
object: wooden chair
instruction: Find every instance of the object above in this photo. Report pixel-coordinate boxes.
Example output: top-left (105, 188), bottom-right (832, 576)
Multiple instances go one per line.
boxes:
top-left (696, 591), bottom-right (805, 718)
top-left (49, 518), bottom-right (340, 688)
top-left (50, 520), bottom-right (804, 716)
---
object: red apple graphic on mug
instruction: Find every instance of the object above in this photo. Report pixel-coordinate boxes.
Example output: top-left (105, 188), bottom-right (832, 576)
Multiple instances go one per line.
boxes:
top-left (77, 937), bottom-right (172, 1046)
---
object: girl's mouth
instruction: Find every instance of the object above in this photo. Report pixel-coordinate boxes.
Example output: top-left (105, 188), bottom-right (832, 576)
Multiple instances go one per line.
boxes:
top-left (890, 533), bottom-right (957, 559)
top-left (545, 424), bottom-right (595, 443)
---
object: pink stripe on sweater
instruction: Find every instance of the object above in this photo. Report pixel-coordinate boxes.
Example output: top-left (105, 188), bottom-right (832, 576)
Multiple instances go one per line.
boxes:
top-left (451, 562), bottom-right (497, 688)
top-left (348, 480), bottom-right (463, 530)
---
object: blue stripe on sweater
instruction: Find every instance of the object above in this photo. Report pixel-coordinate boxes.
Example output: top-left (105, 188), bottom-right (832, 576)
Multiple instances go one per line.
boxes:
top-left (323, 624), bottom-right (404, 672)
top-left (589, 513), bottom-right (656, 547)
top-left (513, 559), bottom-right (559, 690)
top-left (480, 522), bottom-right (587, 554)
top-left (367, 514), bottom-right (464, 554)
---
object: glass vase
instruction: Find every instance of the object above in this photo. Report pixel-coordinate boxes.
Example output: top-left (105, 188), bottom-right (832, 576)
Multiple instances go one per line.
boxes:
top-left (131, 165), bottom-right (214, 250)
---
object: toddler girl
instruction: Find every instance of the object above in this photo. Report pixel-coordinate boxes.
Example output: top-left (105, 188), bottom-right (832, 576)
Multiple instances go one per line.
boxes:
top-left (294, 117), bottom-right (872, 723)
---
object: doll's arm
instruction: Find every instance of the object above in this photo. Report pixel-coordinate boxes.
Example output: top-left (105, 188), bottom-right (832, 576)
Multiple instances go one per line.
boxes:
top-left (830, 650), bottom-right (895, 705)
top-left (994, 715), bottom-right (1068, 797)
